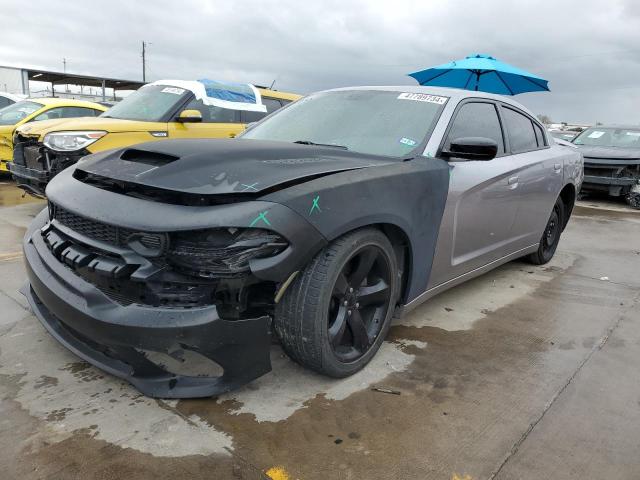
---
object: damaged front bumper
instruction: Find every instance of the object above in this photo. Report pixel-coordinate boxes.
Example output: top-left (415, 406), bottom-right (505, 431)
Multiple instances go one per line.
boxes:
top-left (23, 210), bottom-right (272, 398)
top-left (9, 135), bottom-right (87, 196)
top-left (582, 158), bottom-right (640, 197)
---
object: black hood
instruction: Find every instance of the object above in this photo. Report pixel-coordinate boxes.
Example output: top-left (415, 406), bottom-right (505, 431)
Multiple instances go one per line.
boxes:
top-left (75, 139), bottom-right (395, 195)
top-left (576, 145), bottom-right (640, 161)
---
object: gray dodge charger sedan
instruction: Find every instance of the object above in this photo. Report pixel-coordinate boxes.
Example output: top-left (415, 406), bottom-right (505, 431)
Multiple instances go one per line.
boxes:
top-left (21, 87), bottom-right (583, 397)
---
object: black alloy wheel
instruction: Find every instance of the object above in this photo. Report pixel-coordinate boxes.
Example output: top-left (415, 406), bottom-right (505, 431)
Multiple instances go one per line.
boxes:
top-left (527, 197), bottom-right (565, 265)
top-left (327, 245), bottom-right (393, 362)
top-left (275, 228), bottom-right (400, 377)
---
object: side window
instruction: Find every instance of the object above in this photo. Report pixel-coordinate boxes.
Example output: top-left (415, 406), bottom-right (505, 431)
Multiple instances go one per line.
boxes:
top-left (502, 107), bottom-right (538, 153)
top-left (240, 110), bottom-right (267, 123)
top-left (445, 102), bottom-right (505, 154)
top-left (32, 106), bottom-right (99, 121)
top-left (33, 107), bottom-right (63, 121)
top-left (0, 97), bottom-right (12, 109)
top-left (59, 106), bottom-right (102, 118)
top-left (263, 98), bottom-right (282, 114)
top-left (183, 98), bottom-right (239, 123)
top-left (533, 122), bottom-right (546, 147)
top-left (239, 98), bottom-right (282, 123)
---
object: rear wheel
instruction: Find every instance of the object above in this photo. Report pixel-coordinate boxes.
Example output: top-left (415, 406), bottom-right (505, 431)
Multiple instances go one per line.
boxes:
top-left (275, 228), bottom-right (399, 377)
top-left (527, 197), bottom-right (565, 265)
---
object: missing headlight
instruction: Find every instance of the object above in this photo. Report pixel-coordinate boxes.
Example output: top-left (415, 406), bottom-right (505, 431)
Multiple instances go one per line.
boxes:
top-left (168, 228), bottom-right (287, 279)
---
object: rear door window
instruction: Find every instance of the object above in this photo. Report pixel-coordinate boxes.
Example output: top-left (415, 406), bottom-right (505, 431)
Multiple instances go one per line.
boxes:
top-left (239, 98), bottom-right (283, 123)
top-left (502, 107), bottom-right (539, 153)
top-left (240, 110), bottom-right (267, 123)
top-left (263, 98), bottom-right (282, 113)
top-left (444, 101), bottom-right (505, 155)
top-left (183, 98), bottom-right (240, 123)
top-left (533, 122), bottom-right (546, 147)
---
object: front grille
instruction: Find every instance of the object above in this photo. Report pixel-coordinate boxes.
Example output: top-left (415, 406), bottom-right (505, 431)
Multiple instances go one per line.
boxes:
top-left (53, 205), bottom-right (137, 247)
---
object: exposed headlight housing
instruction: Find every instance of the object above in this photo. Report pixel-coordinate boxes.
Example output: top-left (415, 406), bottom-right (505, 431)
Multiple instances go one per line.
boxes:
top-left (168, 228), bottom-right (288, 278)
top-left (43, 131), bottom-right (107, 152)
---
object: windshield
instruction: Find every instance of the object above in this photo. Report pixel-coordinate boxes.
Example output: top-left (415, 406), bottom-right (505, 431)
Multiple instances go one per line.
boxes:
top-left (573, 127), bottom-right (640, 148)
top-left (241, 90), bottom-right (448, 157)
top-left (0, 100), bottom-right (42, 125)
top-left (101, 84), bottom-right (190, 122)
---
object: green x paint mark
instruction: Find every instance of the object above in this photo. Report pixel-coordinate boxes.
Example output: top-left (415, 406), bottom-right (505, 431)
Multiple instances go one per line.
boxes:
top-left (241, 182), bottom-right (259, 192)
top-left (249, 211), bottom-right (271, 227)
top-left (309, 195), bottom-right (321, 215)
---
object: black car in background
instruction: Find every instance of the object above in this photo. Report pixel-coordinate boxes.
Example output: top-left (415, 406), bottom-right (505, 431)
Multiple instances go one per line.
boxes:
top-left (573, 125), bottom-right (640, 208)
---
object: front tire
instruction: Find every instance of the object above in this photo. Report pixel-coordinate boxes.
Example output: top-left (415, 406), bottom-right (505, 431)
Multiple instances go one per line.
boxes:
top-left (527, 197), bottom-right (565, 265)
top-left (275, 228), bottom-right (399, 377)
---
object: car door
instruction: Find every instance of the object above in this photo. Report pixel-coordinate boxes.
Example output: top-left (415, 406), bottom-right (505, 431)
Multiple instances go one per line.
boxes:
top-left (167, 97), bottom-right (245, 139)
top-left (500, 105), bottom-right (563, 249)
top-left (428, 100), bottom-right (526, 288)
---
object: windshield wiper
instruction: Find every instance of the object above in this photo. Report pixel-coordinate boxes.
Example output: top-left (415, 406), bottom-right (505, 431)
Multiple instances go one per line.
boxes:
top-left (293, 140), bottom-right (348, 150)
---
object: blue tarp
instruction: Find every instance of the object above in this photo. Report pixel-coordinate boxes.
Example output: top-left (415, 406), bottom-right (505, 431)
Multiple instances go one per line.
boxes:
top-left (197, 79), bottom-right (258, 104)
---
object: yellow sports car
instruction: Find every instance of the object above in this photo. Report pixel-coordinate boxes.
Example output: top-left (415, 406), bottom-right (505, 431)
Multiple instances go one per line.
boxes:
top-left (0, 98), bottom-right (107, 172)
top-left (10, 80), bottom-right (301, 196)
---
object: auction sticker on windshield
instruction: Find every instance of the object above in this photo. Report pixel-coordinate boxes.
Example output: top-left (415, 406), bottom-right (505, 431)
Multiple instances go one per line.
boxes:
top-left (397, 92), bottom-right (448, 104)
top-left (588, 131), bottom-right (605, 138)
top-left (399, 137), bottom-right (417, 146)
top-left (161, 87), bottom-right (185, 95)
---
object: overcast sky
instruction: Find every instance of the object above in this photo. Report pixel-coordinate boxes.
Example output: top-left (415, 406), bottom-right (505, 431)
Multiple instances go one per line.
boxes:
top-left (2, 0), bottom-right (640, 124)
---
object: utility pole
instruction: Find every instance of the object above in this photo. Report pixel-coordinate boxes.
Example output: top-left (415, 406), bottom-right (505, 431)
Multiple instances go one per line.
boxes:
top-left (63, 58), bottom-right (69, 93)
top-left (141, 41), bottom-right (147, 82)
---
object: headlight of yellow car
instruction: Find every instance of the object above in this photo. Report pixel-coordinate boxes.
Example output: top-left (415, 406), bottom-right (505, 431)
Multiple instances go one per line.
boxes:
top-left (43, 131), bottom-right (107, 152)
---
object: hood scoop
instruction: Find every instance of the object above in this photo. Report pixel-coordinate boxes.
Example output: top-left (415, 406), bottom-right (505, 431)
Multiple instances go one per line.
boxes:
top-left (120, 148), bottom-right (180, 166)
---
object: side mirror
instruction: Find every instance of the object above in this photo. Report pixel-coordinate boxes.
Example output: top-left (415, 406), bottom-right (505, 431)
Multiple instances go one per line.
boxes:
top-left (176, 109), bottom-right (202, 123)
top-left (443, 137), bottom-right (498, 161)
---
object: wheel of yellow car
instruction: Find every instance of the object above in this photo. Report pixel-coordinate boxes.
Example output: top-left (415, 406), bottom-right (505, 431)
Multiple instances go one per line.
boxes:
top-left (274, 228), bottom-right (400, 377)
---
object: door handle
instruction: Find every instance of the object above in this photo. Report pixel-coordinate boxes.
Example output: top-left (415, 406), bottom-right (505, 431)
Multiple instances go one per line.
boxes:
top-left (508, 175), bottom-right (519, 189)
top-left (553, 163), bottom-right (562, 172)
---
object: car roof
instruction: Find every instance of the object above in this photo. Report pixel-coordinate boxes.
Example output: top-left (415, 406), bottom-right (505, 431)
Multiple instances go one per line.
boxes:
top-left (324, 85), bottom-right (540, 120)
top-left (26, 97), bottom-right (108, 110)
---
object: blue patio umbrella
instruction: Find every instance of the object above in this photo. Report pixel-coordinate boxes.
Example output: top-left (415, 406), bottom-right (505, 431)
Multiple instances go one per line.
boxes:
top-left (408, 54), bottom-right (549, 95)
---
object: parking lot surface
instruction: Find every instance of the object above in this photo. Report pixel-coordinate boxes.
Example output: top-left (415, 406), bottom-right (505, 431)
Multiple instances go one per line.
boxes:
top-left (1, 181), bottom-right (639, 480)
